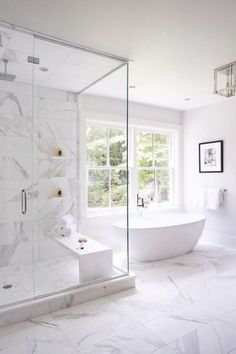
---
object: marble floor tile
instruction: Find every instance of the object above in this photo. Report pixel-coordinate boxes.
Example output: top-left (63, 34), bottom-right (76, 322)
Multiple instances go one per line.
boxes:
top-left (108, 288), bottom-right (167, 324)
top-left (161, 285), bottom-right (236, 330)
top-left (152, 346), bottom-right (179, 354)
top-left (0, 314), bottom-right (59, 351)
top-left (1, 244), bottom-right (236, 354)
top-left (80, 325), bottom-right (165, 354)
top-left (167, 319), bottom-right (236, 354)
top-left (109, 276), bottom-right (195, 324)
top-left (51, 297), bottom-right (118, 328)
top-left (144, 314), bottom-right (205, 344)
top-left (0, 343), bottom-right (28, 354)
top-left (181, 272), bottom-right (236, 303)
top-left (0, 334), bottom-right (76, 354)
top-left (26, 333), bottom-right (76, 354)
top-left (62, 307), bottom-right (139, 350)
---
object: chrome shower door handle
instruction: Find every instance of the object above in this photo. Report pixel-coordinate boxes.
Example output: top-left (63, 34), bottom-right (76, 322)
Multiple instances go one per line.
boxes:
top-left (21, 189), bottom-right (27, 215)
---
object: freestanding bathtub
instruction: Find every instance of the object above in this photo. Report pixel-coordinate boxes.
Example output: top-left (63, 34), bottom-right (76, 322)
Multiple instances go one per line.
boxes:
top-left (114, 213), bottom-right (206, 261)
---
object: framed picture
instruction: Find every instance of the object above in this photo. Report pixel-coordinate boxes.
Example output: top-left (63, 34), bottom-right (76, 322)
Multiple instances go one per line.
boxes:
top-left (199, 140), bottom-right (223, 173)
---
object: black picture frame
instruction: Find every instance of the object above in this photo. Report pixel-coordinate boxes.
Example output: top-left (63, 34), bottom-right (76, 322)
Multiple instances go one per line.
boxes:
top-left (199, 140), bottom-right (223, 173)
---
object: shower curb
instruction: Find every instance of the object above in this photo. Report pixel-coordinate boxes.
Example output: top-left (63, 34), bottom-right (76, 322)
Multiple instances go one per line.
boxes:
top-left (0, 273), bottom-right (136, 328)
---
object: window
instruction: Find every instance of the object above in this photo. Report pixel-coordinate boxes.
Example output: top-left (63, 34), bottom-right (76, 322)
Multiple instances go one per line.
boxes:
top-left (86, 126), bottom-right (127, 209)
top-left (136, 130), bottom-right (173, 206)
top-left (86, 124), bottom-right (176, 211)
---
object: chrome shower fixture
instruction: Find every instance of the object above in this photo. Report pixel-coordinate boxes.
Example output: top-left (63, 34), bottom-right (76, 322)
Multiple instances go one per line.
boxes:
top-left (0, 59), bottom-right (16, 81)
top-left (214, 61), bottom-right (236, 98)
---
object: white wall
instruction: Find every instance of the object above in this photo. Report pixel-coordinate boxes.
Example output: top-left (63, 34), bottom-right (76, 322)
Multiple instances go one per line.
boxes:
top-left (81, 94), bottom-right (182, 125)
top-left (183, 97), bottom-right (236, 242)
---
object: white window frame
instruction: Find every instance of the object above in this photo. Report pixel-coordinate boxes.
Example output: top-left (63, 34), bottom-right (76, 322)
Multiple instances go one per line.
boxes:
top-left (82, 114), bottom-right (180, 216)
top-left (132, 127), bottom-right (175, 209)
top-left (86, 119), bottom-right (127, 215)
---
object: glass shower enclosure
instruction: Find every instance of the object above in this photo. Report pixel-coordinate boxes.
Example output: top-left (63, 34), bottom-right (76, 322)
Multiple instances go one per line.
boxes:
top-left (0, 21), bottom-right (129, 308)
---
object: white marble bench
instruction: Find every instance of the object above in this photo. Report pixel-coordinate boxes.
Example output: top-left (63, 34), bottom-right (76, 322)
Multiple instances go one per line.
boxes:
top-left (51, 232), bottom-right (113, 283)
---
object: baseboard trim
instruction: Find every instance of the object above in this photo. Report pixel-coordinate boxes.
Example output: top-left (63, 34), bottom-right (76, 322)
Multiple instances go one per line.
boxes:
top-left (200, 229), bottom-right (236, 249)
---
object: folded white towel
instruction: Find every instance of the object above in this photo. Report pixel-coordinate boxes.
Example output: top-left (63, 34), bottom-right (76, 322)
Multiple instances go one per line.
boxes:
top-left (206, 188), bottom-right (223, 210)
top-left (56, 214), bottom-right (74, 229)
top-left (194, 187), bottom-right (207, 208)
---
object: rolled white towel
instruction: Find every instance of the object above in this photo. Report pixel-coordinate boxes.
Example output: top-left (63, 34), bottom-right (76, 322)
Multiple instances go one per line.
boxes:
top-left (56, 214), bottom-right (74, 229)
top-left (55, 223), bottom-right (77, 237)
top-left (57, 227), bottom-right (71, 237)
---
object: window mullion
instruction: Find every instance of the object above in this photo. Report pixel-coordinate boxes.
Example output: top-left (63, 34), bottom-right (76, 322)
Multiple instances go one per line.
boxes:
top-left (109, 169), bottom-right (112, 209)
top-left (107, 128), bottom-right (109, 167)
top-left (107, 128), bottom-right (111, 208)
top-left (152, 133), bottom-right (155, 168)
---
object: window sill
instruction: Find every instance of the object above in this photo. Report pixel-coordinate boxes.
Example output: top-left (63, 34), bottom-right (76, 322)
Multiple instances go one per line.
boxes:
top-left (85, 204), bottom-right (181, 218)
top-left (87, 207), bottom-right (127, 218)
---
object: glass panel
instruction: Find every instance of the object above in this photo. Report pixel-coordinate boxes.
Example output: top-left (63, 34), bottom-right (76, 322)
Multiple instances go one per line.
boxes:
top-left (0, 24), bottom-right (34, 307)
top-left (137, 132), bottom-right (153, 167)
top-left (33, 35), bottom-right (128, 292)
top-left (80, 63), bottom-right (129, 274)
top-left (109, 128), bottom-right (126, 167)
top-left (111, 170), bottom-right (127, 207)
top-left (154, 132), bottom-right (170, 167)
top-left (156, 170), bottom-right (170, 204)
top-left (33, 37), bottom-right (80, 296)
top-left (88, 170), bottom-right (109, 208)
top-left (86, 127), bottom-right (107, 167)
top-left (138, 170), bottom-right (155, 201)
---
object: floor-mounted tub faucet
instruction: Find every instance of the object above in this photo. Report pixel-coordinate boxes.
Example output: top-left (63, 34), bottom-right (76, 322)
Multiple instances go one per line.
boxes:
top-left (137, 194), bottom-right (145, 216)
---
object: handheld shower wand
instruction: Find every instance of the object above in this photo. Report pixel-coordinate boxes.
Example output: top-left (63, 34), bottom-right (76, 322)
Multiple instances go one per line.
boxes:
top-left (0, 59), bottom-right (16, 81)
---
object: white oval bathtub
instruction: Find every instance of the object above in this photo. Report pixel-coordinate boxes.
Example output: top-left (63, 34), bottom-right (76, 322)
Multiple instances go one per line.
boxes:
top-left (114, 213), bottom-right (206, 261)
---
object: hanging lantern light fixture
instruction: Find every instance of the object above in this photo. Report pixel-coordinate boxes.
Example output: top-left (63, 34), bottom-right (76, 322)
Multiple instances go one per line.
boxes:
top-left (214, 61), bottom-right (236, 98)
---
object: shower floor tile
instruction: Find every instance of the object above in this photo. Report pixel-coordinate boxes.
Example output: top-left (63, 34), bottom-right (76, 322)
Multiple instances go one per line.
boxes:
top-left (0, 256), bottom-right (122, 308)
top-left (0, 256), bottom-right (77, 307)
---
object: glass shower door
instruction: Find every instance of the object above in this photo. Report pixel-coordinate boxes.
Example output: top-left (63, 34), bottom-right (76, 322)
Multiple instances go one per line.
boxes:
top-left (0, 23), bottom-right (35, 307)
top-left (32, 36), bottom-right (80, 297)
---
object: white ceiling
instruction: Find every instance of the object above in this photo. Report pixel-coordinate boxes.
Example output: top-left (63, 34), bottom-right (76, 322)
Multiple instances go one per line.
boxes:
top-left (0, 24), bottom-right (124, 93)
top-left (0, 0), bottom-right (236, 110)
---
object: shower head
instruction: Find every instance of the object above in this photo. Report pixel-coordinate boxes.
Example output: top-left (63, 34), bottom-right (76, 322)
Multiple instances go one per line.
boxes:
top-left (0, 59), bottom-right (16, 81)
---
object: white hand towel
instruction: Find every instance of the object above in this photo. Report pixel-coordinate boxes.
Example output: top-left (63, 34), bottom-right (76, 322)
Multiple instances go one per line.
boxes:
top-left (194, 187), bottom-right (207, 208)
top-left (206, 188), bottom-right (223, 210)
top-left (56, 214), bottom-right (74, 229)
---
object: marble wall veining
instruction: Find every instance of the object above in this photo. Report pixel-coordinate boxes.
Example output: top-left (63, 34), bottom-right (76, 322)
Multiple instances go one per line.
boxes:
top-left (0, 79), bottom-right (78, 269)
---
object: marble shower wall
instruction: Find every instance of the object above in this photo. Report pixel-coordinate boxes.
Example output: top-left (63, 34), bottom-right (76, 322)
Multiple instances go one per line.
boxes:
top-left (0, 79), bottom-right (78, 266)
